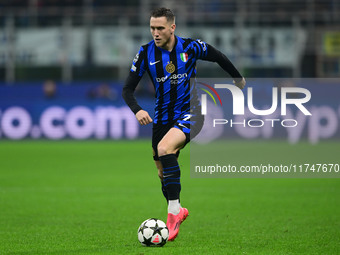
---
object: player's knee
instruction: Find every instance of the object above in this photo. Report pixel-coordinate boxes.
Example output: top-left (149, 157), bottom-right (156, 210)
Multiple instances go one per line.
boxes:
top-left (158, 142), bottom-right (178, 157)
top-left (157, 143), bottom-right (169, 157)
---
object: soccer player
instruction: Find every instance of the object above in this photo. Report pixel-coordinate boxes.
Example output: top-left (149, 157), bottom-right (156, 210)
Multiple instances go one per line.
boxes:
top-left (122, 7), bottom-right (245, 241)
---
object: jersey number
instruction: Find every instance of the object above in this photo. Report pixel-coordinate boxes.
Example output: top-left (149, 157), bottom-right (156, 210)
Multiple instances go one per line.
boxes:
top-left (183, 114), bottom-right (192, 121)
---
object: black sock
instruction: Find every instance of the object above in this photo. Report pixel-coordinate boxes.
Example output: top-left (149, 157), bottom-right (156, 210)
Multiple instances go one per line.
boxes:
top-left (161, 180), bottom-right (181, 204)
top-left (161, 181), bottom-right (168, 203)
top-left (159, 154), bottom-right (181, 200)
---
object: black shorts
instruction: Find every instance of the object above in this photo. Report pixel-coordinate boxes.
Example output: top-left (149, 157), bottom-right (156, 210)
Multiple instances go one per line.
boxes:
top-left (152, 111), bottom-right (204, 160)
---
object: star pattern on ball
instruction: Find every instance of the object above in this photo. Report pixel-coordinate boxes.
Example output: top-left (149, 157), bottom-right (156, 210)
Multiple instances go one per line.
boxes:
top-left (150, 222), bottom-right (162, 235)
top-left (138, 219), bottom-right (169, 247)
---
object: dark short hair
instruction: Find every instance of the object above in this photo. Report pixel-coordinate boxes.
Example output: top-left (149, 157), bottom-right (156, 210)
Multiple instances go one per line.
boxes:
top-left (150, 7), bottom-right (175, 23)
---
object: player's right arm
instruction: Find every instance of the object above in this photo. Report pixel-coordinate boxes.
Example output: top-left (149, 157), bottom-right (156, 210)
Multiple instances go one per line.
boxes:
top-left (135, 109), bottom-right (152, 125)
top-left (122, 46), bottom-right (153, 125)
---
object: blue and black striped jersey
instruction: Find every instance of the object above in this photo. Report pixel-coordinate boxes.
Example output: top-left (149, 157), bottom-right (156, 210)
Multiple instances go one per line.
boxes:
top-left (130, 36), bottom-right (207, 124)
top-left (123, 35), bottom-right (242, 124)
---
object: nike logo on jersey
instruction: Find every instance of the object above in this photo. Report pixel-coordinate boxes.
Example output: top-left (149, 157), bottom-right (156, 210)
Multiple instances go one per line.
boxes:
top-left (150, 60), bottom-right (160, 65)
top-left (178, 123), bottom-right (188, 129)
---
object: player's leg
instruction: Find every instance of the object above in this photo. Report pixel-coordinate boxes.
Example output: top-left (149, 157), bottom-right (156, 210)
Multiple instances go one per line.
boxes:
top-left (157, 127), bottom-right (185, 213)
top-left (153, 156), bottom-right (168, 203)
top-left (157, 127), bottom-right (189, 241)
top-left (152, 124), bottom-right (180, 203)
top-left (159, 111), bottom-right (204, 241)
top-left (154, 148), bottom-right (181, 203)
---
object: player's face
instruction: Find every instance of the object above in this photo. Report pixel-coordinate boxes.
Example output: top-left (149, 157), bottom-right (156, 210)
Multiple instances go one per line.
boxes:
top-left (150, 16), bottom-right (175, 49)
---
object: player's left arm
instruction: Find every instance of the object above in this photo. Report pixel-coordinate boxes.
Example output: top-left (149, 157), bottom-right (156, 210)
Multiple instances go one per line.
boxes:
top-left (202, 43), bottom-right (246, 89)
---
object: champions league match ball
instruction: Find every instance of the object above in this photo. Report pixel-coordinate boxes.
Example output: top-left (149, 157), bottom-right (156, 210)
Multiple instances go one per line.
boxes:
top-left (137, 218), bottom-right (169, 247)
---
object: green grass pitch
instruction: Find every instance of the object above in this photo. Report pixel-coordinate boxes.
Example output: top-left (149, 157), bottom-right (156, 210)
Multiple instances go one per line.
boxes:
top-left (0, 140), bottom-right (339, 254)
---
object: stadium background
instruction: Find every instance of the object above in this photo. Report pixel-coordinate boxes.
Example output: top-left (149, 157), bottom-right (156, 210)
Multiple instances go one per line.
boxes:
top-left (1, 0), bottom-right (340, 141)
top-left (1, 1), bottom-right (340, 254)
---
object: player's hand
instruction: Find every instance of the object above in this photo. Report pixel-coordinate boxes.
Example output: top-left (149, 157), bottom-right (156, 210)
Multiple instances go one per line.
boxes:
top-left (135, 110), bottom-right (153, 125)
top-left (233, 77), bottom-right (246, 89)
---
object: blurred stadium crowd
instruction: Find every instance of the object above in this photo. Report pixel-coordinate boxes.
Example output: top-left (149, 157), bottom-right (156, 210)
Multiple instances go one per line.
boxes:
top-left (0, 1), bottom-right (339, 143)
top-left (0, 0), bottom-right (339, 83)
top-left (0, 0), bottom-right (338, 25)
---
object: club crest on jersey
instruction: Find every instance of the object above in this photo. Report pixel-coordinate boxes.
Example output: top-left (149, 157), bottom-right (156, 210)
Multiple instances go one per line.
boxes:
top-left (166, 61), bottom-right (176, 73)
top-left (180, 53), bottom-right (188, 62)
